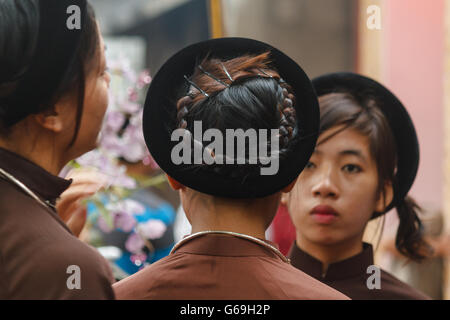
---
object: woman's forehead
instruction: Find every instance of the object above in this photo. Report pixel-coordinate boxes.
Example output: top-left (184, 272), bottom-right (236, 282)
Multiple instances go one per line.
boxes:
top-left (315, 127), bottom-right (371, 156)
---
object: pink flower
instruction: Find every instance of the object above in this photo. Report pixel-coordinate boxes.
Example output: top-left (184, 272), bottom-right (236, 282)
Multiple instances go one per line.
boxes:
top-left (125, 233), bottom-right (145, 254)
top-left (105, 111), bottom-right (126, 132)
top-left (106, 199), bottom-right (145, 231)
top-left (128, 87), bottom-right (139, 102)
top-left (121, 102), bottom-right (140, 113)
top-left (130, 253), bottom-right (147, 266)
top-left (137, 70), bottom-right (152, 89)
top-left (122, 199), bottom-right (146, 215)
top-left (70, 57), bottom-right (157, 232)
top-left (99, 134), bottom-right (124, 157)
top-left (142, 153), bottom-right (159, 169)
top-left (76, 151), bottom-right (109, 169)
top-left (111, 170), bottom-right (137, 189)
top-left (137, 219), bottom-right (167, 240)
top-left (114, 212), bottom-right (136, 232)
top-left (98, 215), bottom-right (113, 233)
top-left (123, 68), bottom-right (137, 84)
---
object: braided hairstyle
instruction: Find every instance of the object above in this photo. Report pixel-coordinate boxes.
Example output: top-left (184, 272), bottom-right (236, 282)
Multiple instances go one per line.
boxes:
top-left (174, 52), bottom-right (298, 181)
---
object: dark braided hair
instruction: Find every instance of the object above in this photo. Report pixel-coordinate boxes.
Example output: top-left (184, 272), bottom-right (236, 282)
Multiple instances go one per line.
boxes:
top-left (174, 52), bottom-right (298, 180)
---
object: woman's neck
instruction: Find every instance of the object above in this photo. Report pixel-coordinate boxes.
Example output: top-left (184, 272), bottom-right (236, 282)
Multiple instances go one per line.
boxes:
top-left (0, 137), bottom-right (65, 176)
top-left (296, 233), bottom-right (364, 275)
top-left (190, 212), bottom-right (267, 239)
top-left (185, 192), bottom-right (279, 240)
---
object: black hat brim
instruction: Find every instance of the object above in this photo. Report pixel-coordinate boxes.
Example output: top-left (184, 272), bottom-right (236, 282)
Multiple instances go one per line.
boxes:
top-left (312, 72), bottom-right (419, 213)
top-left (143, 37), bottom-right (320, 198)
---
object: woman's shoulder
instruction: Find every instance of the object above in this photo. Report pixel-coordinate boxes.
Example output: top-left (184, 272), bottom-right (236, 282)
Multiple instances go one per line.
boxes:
top-left (255, 256), bottom-right (349, 299)
top-left (1, 232), bottom-right (115, 299)
top-left (0, 185), bottom-right (115, 298)
top-left (380, 268), bottom-right (431, 300)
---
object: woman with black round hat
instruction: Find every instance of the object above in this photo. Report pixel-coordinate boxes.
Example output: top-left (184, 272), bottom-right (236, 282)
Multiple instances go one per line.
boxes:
top-left (0, 0), bottom-right (114, 299)
top-left (113, 38), bottom-right (349, 299)
top-left (282, 72), bottom-right (432, 299)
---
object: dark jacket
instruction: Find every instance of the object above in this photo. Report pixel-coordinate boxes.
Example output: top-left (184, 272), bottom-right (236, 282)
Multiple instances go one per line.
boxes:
top-left (113, 233), bottom-right (349, 300)
top-left (0, 147), bottom-right (115, 299)
top-left (288, 242), bottom-right (430, 300)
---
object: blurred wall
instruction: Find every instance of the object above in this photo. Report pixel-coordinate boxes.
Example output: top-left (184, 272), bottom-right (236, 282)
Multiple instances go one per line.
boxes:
top-left (221, 0), bottom-right (356, 78)
top-left (358, 0), bottom-right (447, 298)
top-left (383, 0), bottom-right (444, 209)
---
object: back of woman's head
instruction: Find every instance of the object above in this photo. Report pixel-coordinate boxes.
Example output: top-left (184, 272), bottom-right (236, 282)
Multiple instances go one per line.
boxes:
top-left (174, 52), bottom-right (298, 182)
top-left (0, 0), bottom-right (38, 88)
top-left (318, 92), bottom-right (432, 261)
top-left (0, 0), bottom-right (99, 146)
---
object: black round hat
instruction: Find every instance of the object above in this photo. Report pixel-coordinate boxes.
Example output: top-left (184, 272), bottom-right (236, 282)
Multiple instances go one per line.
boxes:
top-left (142, 37), bottom-right (320, 198)
top-left (312, 72), bottom-right (419, 215)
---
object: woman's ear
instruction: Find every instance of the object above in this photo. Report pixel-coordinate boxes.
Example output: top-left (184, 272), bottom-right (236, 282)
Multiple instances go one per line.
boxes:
top-left (166, 175), bottom-right (185, 191)
top-left (33, 106), bottom-right (64, 133)
top-left (375, 181), bottom-right (394, 213)
top-left (280, 192), bottom-right (289, 206)
top-left (280, 178), bottom-right (297, 205)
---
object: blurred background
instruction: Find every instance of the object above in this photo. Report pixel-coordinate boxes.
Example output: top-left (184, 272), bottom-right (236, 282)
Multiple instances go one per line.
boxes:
top-left (87, 0), bottom-right (450, 298)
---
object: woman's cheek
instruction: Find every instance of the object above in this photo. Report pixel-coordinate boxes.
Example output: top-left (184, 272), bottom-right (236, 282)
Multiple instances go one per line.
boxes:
top-left (345, 189), bottom-right (377, 225)
top-left (97, 78), bottom-right (110, 114)
top-left (288, 189), bottom-right (310, 228)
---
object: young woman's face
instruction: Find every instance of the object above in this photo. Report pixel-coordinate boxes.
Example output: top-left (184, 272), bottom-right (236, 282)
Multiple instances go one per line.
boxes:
top-left (67, 31), bottom-right (110, 158)
top-left (284, 126), bottom-right (386, 246)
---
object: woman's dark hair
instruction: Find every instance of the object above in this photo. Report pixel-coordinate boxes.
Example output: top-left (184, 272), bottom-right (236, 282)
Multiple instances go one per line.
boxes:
top-left (174, 52), bottom-right (298, 181)
top-left (0, 0), bottom-right (100, 146)
top-left (318, 92), bottom-right (432, 261)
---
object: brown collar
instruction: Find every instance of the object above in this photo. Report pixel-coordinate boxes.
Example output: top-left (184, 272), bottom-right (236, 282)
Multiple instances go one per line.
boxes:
top-left (0, 147), bottom-right (72, 205)
top-left (288, 242), bottom-right (374, 281)
top-left (174, 232), bottom-right (285, 261)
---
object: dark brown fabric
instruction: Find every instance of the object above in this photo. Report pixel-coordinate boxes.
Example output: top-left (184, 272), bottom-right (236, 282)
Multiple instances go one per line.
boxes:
top-left (0, 147), bottom-right (115, 299)
top-left (113, 233), bottom-right (349, 300)
top-left (288, 242), bottom-right (430, 300)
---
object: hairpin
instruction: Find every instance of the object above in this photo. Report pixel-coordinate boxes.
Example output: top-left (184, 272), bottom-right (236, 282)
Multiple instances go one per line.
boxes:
top-left (257, 68), bottom-right (273, 78)
top-left (220, 62), bottom-right (233, 81)
top-left (198, 65), bottom-right (230, 87)
top-left (184, 75), bottom-right (209, 97)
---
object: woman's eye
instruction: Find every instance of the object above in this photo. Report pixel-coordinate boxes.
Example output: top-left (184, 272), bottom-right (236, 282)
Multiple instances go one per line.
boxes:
top-left (305, 161), bottom-right (316, 169)
top-left (342, 164), bottom-right (362, 173)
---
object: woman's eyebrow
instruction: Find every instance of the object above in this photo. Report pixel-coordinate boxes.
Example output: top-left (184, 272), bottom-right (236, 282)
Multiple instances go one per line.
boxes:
top-left (339, 149), bottom-right (367, 163)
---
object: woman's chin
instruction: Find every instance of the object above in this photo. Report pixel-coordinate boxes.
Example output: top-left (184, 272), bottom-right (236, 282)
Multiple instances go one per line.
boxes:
top-left (305, 231), bottom-right (342, 247)
top-left (70, 142), bottom-right (98, 161)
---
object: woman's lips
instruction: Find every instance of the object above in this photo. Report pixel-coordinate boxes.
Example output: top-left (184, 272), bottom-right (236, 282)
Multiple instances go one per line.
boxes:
top-left (310, 205), bottom-right (338, 224)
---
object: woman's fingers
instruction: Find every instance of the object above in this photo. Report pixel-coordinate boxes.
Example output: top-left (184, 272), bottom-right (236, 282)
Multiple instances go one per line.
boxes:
top-left (66, 206), bottom-right (88, 238)
top-left (57, 167), bottom-right (109, 222)
top-left (64, 167), bottom-right (110, 188)
top-left (57, 187), bottom-right (98, 222)
top-left (57, 167), bottom-right (112, 236)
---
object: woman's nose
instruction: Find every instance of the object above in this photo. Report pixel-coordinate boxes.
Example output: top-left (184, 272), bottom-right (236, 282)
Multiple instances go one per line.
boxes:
top-left (311, 167), bottom-right (339, 199)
